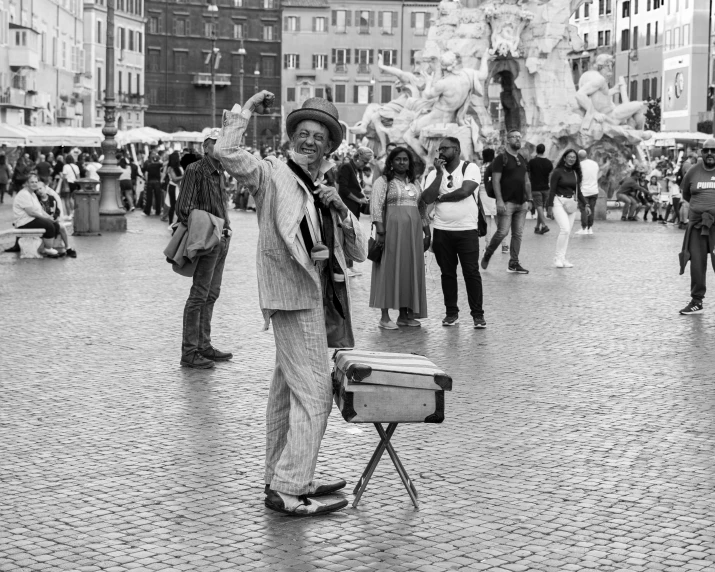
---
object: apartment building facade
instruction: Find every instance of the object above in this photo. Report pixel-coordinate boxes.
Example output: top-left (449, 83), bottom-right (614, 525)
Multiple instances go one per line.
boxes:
top-left (84, 0), bottom-right (147, 130)
top-left (569, 0), bottom-right (615, 86)
top-left (144, 0), bottom-right (281, 146)
top-left (281, 0), bottom-right (439, 135)
top-left (0, 0), bottom-right (89, 127)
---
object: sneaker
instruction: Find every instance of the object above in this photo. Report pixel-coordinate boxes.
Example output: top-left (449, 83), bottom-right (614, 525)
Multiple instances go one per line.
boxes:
top-left (481, 252), bottom-right (491, 270)
top-left (66, 248), bottom-right (77, 258)
top-left (180, 353), bottom-right (215, 369)
top-left (42, 247), bottom-right (59, 256)
top-left (575, 228), bottom-right (588, 235)
top-left (473, 316), bottom-right (486, 329)
top-left (534, 226), bottom-right (541, 233)
top-left (507, 261), bottom-right (529, 274)
top-left (442, 315), bottom-right (459, 326)
top-left (587, 228), bottom-right (593, 235)
top-left (540, 226), bottom-right (550, 235)
top-left (679, 300), bottom-right (703, 315)
top-left (501, 244), bottom-right (510, 254)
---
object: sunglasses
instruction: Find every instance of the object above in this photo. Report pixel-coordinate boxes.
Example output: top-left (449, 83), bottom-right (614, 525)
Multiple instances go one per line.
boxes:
top-left (703, 149), bottom-right (715, 154)
top-left (447, 174), bottom-right (453, 189)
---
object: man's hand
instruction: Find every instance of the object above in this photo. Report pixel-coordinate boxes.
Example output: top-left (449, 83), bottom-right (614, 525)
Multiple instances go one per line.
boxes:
top-left (375, 233), bottom-right (385, 245)
top-left (245, 90), bottom-right (275, 114)
top-left (433, 157), bottom-right (445, 174)
top-left (496, 199), bottom-right (506, 216)
top-left (547, 206), bottom-right (553, 218)
top-left (315, 184), bottom-right (349, 218)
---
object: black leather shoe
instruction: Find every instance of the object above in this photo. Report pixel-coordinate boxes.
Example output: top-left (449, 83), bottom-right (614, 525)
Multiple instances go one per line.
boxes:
top-left (200, 346), bottom-right (233, 361)
top-left (180, 354), bottom-right (215, 369)
top-left (264, 479), bottom-right (346, 497)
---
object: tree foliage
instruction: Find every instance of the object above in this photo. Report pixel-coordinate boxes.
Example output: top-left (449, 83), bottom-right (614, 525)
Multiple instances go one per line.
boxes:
top-left (645, 98), bottom-right (661, 132)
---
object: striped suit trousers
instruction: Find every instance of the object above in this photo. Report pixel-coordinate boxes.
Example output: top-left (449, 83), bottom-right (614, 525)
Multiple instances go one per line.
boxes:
top-left (265, 307), bottom-right (333, 496)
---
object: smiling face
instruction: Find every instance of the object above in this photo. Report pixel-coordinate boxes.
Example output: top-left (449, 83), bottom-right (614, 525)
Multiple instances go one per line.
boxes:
top-left (27, 174), bottom-right (40, 192)
top-left (291, 120), bottom-right (330, 166)
top-left (564, 151), bottom-right (577, 168)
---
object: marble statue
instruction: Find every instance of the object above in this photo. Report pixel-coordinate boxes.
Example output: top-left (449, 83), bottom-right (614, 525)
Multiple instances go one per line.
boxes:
top-left (348, 0), bottom-right (653, 193)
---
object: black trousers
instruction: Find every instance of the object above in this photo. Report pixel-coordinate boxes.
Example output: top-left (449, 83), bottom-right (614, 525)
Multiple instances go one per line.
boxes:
top-left (689, 229), bottom-right (711, 303)
top-left (144, 181), bottom-right (163, 216)
top-left (579, 195), bottom-right (598, 228)
top-left (432, 228), bottom-right (484, 318)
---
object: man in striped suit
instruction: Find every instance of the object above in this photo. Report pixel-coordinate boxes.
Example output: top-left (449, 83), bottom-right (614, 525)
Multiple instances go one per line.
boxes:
top-left (216, 93), bottom-right (367, 516)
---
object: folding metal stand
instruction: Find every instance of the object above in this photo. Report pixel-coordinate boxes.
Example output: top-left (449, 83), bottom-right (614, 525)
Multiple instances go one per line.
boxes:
top-left (352, 422), bottom-right (419, 509)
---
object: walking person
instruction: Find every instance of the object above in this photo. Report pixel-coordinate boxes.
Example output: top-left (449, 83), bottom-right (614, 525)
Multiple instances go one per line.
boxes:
top-left (480, 129), bottom-right (533, 274)
top-left (216, 93), bottom-right (367, 516)
top-left (547, 149), bottom-right (588, 268)
top-left (118, 158), bottom-right (135, 211)
top-left (60, 155), bottom-right (80, 216)
top-left (421, 137), bottom-right (486, 328)
top-left (678, 139), bottom-right (715, 315)
top-left (575, 149), bottom-right (599, 235)
top-left (370, 146), bottom-right (429, 329)
top-left (175, 128), bottom-right (235, 369)
top-left (164, 150), bottom-right (184, 227)
top-left (142, 152), bottom-right (163, 216)
top-left (337, 146), bottom-right (372, 276)
top-left (0, 154), bottom-right (11, 204)
top-left (479, 148), bottom-right (499, 244)
top-left (527, 143), bottom-right (552, 235)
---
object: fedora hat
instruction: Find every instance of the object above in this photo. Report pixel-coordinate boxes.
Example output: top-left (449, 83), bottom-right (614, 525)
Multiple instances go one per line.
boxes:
top-left (286, 98), bottom-right (343, 153)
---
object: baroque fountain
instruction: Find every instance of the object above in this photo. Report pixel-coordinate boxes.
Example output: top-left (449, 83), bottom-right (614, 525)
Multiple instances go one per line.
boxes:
top-left (350, 0), bottom-right (653, 193)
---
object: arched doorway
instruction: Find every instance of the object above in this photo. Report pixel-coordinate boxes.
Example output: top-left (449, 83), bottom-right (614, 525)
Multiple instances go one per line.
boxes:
top-left (117, 115), bottom-right (124, 131)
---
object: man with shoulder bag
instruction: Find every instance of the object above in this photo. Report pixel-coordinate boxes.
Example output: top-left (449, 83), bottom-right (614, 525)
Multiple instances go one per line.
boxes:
top-left (337, 146), bottom-right (373, 276)
top-left (421, 137), bottom-right (486, 329)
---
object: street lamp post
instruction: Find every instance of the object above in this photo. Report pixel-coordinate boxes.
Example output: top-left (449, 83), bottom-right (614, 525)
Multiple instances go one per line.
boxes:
top-left (98, 0), bottom-right (127, 232)
top-left (207, 2), bottom-right (219, 127)
top-left (253, 67), bottom-right (260, 147)
top-left (238, 39), bottom-right (246, 107)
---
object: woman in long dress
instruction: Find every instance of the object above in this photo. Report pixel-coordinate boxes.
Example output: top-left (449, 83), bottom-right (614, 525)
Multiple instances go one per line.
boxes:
top-left (369, 147), bottom-right (429, 329)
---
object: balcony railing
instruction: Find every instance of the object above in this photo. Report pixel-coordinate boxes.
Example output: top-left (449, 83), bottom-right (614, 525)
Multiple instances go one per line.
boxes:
top-left (334, 64), bottom-right (348, 74)
top-left (357, 63), bottom-right (371, 74)
top-left (0, 87), bottom-right (27, 107)
top-left (192, 73), bottom-right (231, 86)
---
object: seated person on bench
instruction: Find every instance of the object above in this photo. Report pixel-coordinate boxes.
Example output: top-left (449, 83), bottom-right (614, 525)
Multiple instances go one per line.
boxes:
top-left (12, 173), bottom-right (61, 257)
top-left (36, 180), bottom-right (77, 258)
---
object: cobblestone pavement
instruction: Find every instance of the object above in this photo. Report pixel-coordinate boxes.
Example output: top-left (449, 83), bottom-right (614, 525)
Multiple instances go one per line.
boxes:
top-left (1, 203), bottom-right (714, 572)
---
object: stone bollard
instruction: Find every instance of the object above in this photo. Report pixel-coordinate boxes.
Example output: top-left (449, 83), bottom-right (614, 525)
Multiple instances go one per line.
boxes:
top-left (74, 178), bottom-right (101, 235)
top-left (19, 237), bottom-right (44, 259)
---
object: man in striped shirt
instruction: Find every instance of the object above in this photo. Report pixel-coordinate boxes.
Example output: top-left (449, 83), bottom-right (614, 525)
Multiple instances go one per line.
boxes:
top-left (176, 128), bottom-right (234, 369)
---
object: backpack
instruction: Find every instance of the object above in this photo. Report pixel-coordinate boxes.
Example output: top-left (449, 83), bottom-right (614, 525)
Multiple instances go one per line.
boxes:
top-left (483, 152), bottom-right (508, 199)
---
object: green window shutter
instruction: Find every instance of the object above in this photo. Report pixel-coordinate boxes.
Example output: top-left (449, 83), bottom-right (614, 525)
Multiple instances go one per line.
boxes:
top-left (354, 85), bottom-right (359, 103)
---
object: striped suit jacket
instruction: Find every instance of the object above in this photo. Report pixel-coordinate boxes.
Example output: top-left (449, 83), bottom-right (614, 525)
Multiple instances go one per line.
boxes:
top-left (215, 109), bottom-right (367, 316)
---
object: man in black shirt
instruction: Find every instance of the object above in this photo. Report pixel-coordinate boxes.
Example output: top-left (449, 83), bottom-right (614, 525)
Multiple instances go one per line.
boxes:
top-left (481, 129), bottom-right (533, 274)
top-left (527, 143), bottom-right (553, 234)
top-left (142, 152), bottom-right (163, 216)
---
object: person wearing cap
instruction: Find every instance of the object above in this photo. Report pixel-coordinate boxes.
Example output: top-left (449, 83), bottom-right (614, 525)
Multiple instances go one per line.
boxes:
top-left (215, 92), bottom-right (367, 516)
top-left (175, 127), bottom-right (234, 369)
top-left (678, 138), bottom-right (715, 315)
top-left (337, 146), bottom-right (373, 276)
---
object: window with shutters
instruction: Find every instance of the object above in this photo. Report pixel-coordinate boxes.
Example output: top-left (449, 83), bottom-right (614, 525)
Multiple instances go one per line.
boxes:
top-left (634, 0), bottom-right (638, 14)
top-left (333, 10), bottom-right (349, 34)
top-left (149, 15), bottom-right (159, 34)
top-left (148, 49), bottom-right (161, 72)
top-left (633, 25), bottom-right (638, 49)
top-left (356, 49), bottom-right (373, 74)
top-left (97, 20), bottom-right (103, 44)
top-left (118, 71), bottom-right (123, 94)
top-left (285, 16), bottom-right (299, 32)
top-left (622, 1), bottom-right (630, 17)
top-left (358, 10), bottom-right (372, 34)
top-left (584, 2), bottom-right (589, 17)
top-left (378, 49), bottom-right (398, 66)
top-left (674, 27), bottom-right (681, 48)
top-left (605, 30), bottom-right (611, 44)
top-left (664, 29), bottom-right (671, 50)
top-left (354, 84), bottom-right (373, 104)
top-left (380, 11), bottom-right (397, 35)
top-left (284, 54), bottom-right (299, 69)
top-left (313, 17), bottom-right (327, 32)
top-left (621, 28), bottom-right (629, 51)
top-left (654, 22), bottom-right (658, 44)
top-left (148, 87), bottom-right (159, 104)
top-left (137, 32), bottom-right (142, 52)
top-left (332, 48), bottom-right (349, 72)
top-left (646, 23), bottom-right (650, 45)
top-left (410, 49), bottom-right (419, 66)
top-left (176, 90), bottom-right (186, 106)
top-left (175, 19), bottom-right (187, 37)
top-left (233, 0), bottom-right (243, 6)
top-left (583, 33), bottom-right (588, 48)
top-left (642, 78), bottom-right (650, 100)
top-left (629, 80), bottom-right (637, 100)
top-left (129, 30), bottom-right (134, 50)
top-left (262, 56), bottom-right (275, 76)
top-left (233, 23), bottom-right (244, 39)
top-left (598, 31), bottom-right (604, 46)
top-left (315, 87), bottom-right (324, 98)
top-left (381, 84), bottom-right (391, 103)
top-left (334, 83), bottom-right (346, 103)
top-left (204, 21), bottom-right (217, 38)
top-left (263, 24), bottom-right (275, 40)
top-left (174, 51), bottom-right (187, 73)
top-left (682, 24), bottom-right (689, 46)
top-left (412, 12), bottom-right (430, 36)
top-left (650, 77), bottom-right (657, 98)
top-left (313, 54), bottom-right (328, 70)
top-left (606, 0), bottom-right (612, 13)
top-left (264, 0), bottom-right (274, 8)
top-left (287, 87), bottom-right (295, 102)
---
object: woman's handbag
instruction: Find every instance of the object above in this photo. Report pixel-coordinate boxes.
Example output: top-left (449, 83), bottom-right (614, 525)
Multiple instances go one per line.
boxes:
top-left (557, 195), bottom-right (578, 215)
top-left (360, 200), bottom-right (371, 215)
top-left (367, 236), bottom-right (384, 262)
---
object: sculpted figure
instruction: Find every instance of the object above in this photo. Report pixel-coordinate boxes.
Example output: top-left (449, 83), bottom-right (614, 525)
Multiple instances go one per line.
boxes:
top-left (576, 54), bottom-right (647, 132)
top-left (403, 51), bottom-right (489, 158)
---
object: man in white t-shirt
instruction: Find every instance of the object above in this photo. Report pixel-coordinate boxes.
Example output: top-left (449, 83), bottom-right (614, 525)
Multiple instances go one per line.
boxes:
top-left (421, 137), bottom-right (486, 328)
top-left (575, 149), bottom-right (600, 235)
